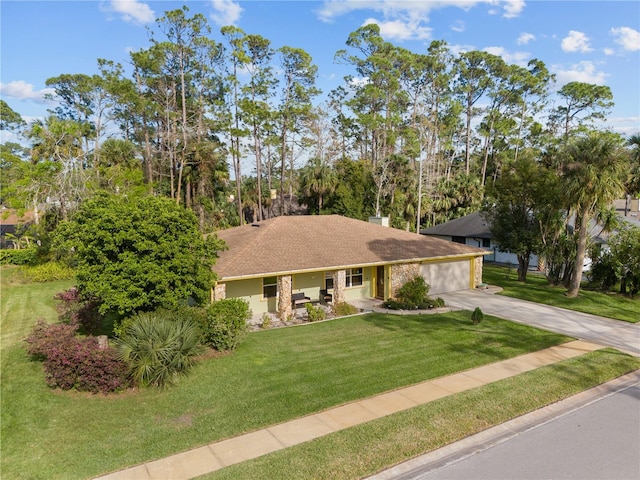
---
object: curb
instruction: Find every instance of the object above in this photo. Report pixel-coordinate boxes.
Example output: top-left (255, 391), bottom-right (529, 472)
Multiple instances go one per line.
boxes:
top-left (367, 369), bottom-right (640, 480)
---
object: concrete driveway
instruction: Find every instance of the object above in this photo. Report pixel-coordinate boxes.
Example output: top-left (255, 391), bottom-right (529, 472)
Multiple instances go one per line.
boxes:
top-left (438, 289), bottom-right (640, 356)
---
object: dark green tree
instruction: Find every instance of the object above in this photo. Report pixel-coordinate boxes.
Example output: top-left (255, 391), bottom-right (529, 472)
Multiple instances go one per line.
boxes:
top-left (483, 152), bottom-right (562, 282)
top-left (53, 194), bottom-right (224, 318)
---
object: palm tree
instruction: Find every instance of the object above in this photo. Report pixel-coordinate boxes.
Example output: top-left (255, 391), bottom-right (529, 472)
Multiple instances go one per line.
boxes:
top-left (562, 131), bottom-right (627, 297)
top-left (299, 158), bottom-right (337, 214)
top-left (626, 135), bottom-right (640, 205)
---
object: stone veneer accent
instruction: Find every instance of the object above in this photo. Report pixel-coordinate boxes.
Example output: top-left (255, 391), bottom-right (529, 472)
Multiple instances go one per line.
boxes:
top-left (277, 275), bottom-right (292, 321)
top-left (332, 270), bottom-right (346, 304)
top-left (474, 257), bottom-right (483, 287)
top-left (212, 283), bottom-right (226, 302)
top-left (390, 263), bottom-right (420, 297)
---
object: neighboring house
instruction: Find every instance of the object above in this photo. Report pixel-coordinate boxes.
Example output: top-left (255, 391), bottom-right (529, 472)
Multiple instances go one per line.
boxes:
top-left (212, 215), bottom-right (488, 321)
top-left (420, 211), bottom-right (622, 271)
top-left (615, 197), bottom-right (640, 219)
top-left (420, 212), bottom-right (536, 267)
top-left (0, 209), bottom-right (34, 249)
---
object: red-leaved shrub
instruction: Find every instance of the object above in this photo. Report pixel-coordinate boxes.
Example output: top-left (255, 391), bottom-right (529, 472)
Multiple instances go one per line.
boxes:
top-left (54, 288), bottom-right (103, 335)
top-left (25, 320), bottom-right (78, 361)
top-left (25, 320), bottom-right (130, 393)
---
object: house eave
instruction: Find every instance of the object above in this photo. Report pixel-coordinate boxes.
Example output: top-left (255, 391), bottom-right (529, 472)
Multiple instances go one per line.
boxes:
top-left (215, 251), bottom-right (489, 283)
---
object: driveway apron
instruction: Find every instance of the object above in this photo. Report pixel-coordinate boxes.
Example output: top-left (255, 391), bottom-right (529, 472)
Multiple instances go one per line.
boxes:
top-left (439, 289), bottom-right (640, 356)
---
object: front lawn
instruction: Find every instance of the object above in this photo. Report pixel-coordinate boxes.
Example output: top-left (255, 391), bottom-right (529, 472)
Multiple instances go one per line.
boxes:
top-left (204, 348), bottom-right (640, 480)
top-left (2, 273), bottom-right (575, 480)
top-left (2, 269), bottom-right (637, 480)
top-left (483, 264), bottom-right (640, 323)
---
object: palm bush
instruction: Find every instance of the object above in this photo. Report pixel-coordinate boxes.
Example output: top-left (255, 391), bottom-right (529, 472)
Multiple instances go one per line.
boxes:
top-left (115, 310), bottom-right (204, 388)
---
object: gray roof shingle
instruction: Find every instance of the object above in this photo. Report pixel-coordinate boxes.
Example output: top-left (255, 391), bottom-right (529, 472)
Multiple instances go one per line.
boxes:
top-left (420, 212), bottom-right (491, 239)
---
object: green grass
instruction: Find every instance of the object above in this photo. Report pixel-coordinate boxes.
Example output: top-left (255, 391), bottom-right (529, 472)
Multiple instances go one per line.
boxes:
top-left (1, 267), bottom-right (637, 480)
top-left (202, 348), bottom-right (640, 480)
top-left (0, 266), bottom-right (74, 354)
top-left (483, 264), bottom-right (640, 323)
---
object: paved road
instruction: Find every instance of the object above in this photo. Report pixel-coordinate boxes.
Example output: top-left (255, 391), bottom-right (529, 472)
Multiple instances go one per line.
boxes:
top-left (369, 372), bottom-right (640, 480)
top-left (395, 380), bottom-right (640, 480)
top-left (439, 289), bottom-right (640, 356)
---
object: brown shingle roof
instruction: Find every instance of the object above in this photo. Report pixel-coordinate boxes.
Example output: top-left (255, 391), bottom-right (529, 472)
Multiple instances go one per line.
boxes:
top-left (214, 215), bottom-right (486, 280)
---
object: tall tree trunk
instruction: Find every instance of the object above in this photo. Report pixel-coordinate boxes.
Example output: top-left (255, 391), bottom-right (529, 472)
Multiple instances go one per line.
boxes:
top-left (517, 253), bottom-right (530, 282)
top-left (567, 209), bottom-right (589, 297)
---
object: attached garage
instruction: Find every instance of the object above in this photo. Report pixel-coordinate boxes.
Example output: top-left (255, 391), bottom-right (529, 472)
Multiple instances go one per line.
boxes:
top-left (421, 258), bottom-right (471, 295)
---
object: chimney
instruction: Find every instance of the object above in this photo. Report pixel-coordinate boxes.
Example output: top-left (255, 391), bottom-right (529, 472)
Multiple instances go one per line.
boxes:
top-left (369, 216), bottom-right (389, 227)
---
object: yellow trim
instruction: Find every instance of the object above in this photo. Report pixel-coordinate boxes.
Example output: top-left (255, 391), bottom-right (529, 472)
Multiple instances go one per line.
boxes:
top-left (469, 257), bottom-right (475, 288)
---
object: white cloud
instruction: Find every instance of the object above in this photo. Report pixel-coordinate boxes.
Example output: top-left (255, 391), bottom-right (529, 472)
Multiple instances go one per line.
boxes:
top-left (0, 81), bottom-right (55, 103)
top-left (561, 30), bottom-right (592, 53)
top-left (317, 0), bottom-right (525, 24)
top-left (610, 26), bottom-right (640, 51)
top-left (209, 0), bottom-right (243, 26)
top-left (363, 17), bottom-right (432, 41)
top-left (348, 76), bottom-right (370, 87)
top-left (552, 61), bottom-right (607, 86)
top-left (107, 0), bottom-right (154, 24)
top-left (517, 32), bottom-right (535, 45)
top-left (603, 48), bottom-right (615, 56)
top-left (449, 43), bottom-right (475, 57)
top-left (451, 20), bottom-right (465, 33)
top-left (501, 0), bottom-right (525, 18)
top-left (483, 46), bottom-right (530, 66)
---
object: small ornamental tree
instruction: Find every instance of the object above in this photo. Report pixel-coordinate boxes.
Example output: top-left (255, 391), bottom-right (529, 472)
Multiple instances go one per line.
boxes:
top-left (53, 194), bottom-right (225, 319)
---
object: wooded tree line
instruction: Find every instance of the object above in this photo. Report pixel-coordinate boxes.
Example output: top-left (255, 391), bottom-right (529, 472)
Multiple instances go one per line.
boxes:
top-left (2, 7), bottom-right (639, 292)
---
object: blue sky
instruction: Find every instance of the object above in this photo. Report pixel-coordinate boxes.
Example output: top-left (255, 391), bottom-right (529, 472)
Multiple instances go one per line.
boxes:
top-left (1, 0), bottom-right (639, 139)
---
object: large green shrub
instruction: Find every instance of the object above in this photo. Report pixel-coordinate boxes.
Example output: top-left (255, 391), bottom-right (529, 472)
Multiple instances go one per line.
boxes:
top-left (52, 194), bottom-right (225, 318)
top-left (202, 299), bottom-right (250, 351)
top-left (115, 310), bottom-right (205, 388)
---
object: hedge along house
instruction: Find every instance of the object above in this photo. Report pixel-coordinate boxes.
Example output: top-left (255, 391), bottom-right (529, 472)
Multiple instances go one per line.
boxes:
top-left (212, 215), bottom-right (489, 322)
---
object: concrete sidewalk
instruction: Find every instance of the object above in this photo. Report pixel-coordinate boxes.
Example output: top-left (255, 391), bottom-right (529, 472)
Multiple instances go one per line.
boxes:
top-left (95, 340), bottom-right (601, 480)
top-left (439, 289), bottom-right (640, 356)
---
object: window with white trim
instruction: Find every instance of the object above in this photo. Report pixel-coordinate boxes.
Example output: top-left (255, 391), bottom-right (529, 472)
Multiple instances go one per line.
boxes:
top-left (346, 268), bottom-right (363, 287)
top-left (263, 276), bottom-right (277, 298)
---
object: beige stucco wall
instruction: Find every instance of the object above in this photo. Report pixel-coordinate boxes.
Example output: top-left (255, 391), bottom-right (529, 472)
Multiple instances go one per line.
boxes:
top-left (224, 278), bottom-right (273, 316)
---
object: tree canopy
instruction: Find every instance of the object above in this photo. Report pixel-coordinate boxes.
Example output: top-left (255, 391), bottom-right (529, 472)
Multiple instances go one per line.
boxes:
top-left (53, 195), bottom-right (225, 317)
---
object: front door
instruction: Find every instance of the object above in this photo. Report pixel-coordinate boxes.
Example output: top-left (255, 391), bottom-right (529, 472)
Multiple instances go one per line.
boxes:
top-left (376, 266), bottom-right (385, 300)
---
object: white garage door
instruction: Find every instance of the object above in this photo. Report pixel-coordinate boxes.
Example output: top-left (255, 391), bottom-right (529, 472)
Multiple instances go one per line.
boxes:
top-left (420, 259), bottom-right (470, 295)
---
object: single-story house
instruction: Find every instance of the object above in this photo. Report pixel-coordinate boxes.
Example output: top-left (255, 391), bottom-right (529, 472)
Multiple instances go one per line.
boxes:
top-left (0, 209), bottom-right (34, 249)
top-left (420, 212), bottom-right (534, 267)
top-left (212, 215), bottom-right (488, 321)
